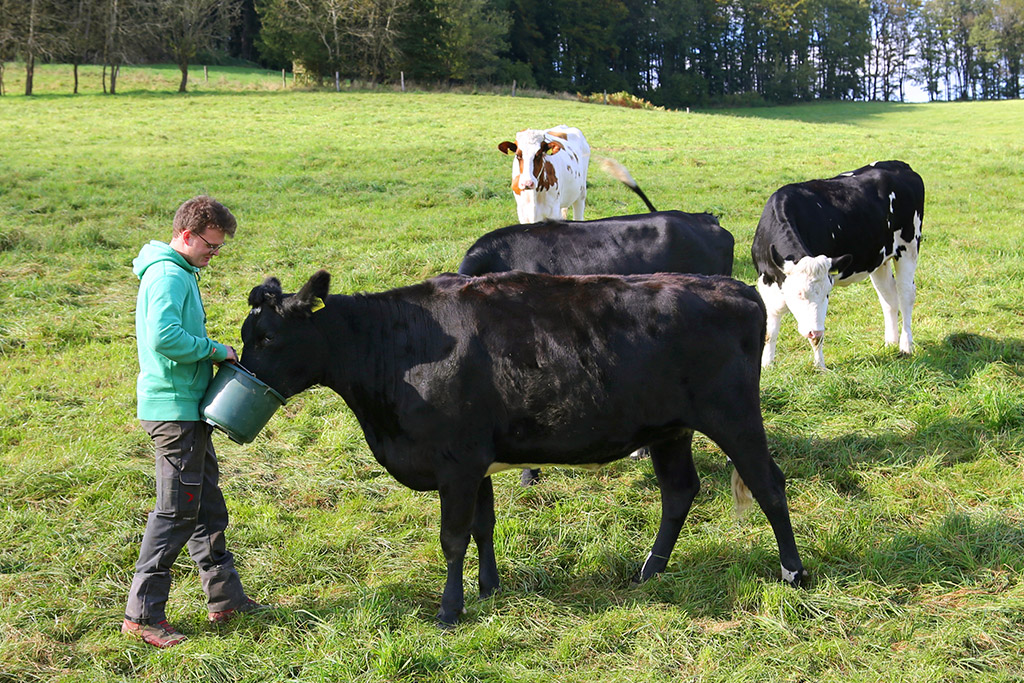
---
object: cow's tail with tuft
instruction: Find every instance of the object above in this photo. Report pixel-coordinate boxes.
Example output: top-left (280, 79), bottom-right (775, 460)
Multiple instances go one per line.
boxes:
top-left (731, 469), bottom-right (754, 516)
top-left (599, 158), bottom-right (658, 213)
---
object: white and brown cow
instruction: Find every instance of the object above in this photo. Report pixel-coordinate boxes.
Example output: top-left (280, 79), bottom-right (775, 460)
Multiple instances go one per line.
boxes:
top-left (752, 160), bottom-right (925, 370)
top-left (498, 125), bottom-right (590, 224)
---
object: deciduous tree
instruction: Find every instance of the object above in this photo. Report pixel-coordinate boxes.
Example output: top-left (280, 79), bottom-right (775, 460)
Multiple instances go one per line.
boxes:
top-left (157, 0), bottom-right (241, 92)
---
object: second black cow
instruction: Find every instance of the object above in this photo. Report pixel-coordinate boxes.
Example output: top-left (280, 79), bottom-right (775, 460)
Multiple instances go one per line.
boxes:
top-left (240, 270), bottom-right (805, 626)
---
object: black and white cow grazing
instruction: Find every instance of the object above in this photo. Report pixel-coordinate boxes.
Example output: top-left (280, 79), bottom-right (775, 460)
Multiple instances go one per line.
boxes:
top-left (751, 160), bottom-right (925, 370)
top-left (241, 270), bottom-right (805, 625)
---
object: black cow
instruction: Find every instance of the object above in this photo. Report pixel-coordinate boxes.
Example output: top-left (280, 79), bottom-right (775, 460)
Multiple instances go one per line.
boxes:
top-left (751, 160), bottom-right (925, 370)
top-left (458, 212), bottom-right (734, 280)
top-left (241, 269), bottom-right (806, 626)
top-left (460, 160), bottom-right (735, 485)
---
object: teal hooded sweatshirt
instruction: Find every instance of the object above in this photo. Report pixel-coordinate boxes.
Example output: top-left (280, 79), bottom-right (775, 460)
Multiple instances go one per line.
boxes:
top-left (133, 240), bottom-right (230, 421)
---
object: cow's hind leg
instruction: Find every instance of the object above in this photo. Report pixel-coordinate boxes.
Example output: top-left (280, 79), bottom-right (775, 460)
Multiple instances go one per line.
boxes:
top-left (473, 476), bottom-right (500, 599)
top-left (869, 262), bottom-right (901, 347)
top-left (893, 244), bottom-right (918, 355)
top-left (638, 430), bottom-right (699, 581)
top-left (712, 424), bottom-right (805, 586)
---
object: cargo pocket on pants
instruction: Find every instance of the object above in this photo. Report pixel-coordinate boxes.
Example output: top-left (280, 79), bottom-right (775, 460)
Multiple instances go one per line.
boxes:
top-left (155, 425), bottom-right (204, 517)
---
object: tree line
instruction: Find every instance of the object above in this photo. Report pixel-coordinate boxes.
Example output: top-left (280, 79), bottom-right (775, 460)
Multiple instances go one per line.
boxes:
top-left (2, 0), bottom-right (1021, 102)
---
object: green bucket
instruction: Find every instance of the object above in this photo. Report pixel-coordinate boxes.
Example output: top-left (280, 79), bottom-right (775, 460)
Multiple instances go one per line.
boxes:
top-left (200, 363), bottom-right (286, 444)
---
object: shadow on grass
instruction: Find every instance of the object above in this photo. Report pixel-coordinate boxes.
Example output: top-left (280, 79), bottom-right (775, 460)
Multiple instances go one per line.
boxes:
top-left (762, 332), bottom-right (1024, 486)
top-left (707, 100), bottom-right (933, 125)
top-left (917, 332), bottom-right (1024, 381)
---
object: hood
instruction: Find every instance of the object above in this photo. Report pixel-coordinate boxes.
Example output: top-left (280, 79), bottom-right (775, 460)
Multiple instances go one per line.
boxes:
top-left (133, 240), bottom-right (198, 279)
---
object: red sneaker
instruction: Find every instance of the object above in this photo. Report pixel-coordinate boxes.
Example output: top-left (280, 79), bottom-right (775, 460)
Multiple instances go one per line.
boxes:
top-left (121, 618), bottom-right (186, 648)
top-left (208, 597), bottom-right (268, 623)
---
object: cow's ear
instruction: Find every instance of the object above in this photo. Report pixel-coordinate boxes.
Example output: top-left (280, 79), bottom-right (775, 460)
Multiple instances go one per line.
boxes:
top-left (829, 254), bottom-right (853, 275)
top-left (769, 244), bottom-right (785, 270)
top-left (248, 276), bottom-right (282, 308)
top-left (283, 270), bottom-right (331, 318)
top-left (498, 141), bottom-right (516, 155)
top-left (545, 141), bottom-right (563, 155)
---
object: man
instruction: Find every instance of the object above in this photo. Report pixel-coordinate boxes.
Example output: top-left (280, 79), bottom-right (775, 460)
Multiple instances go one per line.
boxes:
top-left (123, 196), bottom-right (262, 648)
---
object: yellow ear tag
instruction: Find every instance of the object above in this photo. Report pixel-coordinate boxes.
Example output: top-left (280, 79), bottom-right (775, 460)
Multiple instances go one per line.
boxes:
top-left (310, 297), bottom-right (325, 313)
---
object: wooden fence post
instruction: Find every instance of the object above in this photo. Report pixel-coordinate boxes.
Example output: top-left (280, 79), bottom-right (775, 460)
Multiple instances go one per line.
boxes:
top-left (204, 65), bottom-right (208, 82)
top-left (335, 71), bottom-right (340, 91)
top-left (512, 79), bottom-right (517, 97)
top-left (401, 71), bottom-right (405, 92)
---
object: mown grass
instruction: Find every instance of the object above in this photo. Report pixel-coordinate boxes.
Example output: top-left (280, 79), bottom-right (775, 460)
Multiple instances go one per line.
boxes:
top-left (1, 66), bottom-right (1023, 682)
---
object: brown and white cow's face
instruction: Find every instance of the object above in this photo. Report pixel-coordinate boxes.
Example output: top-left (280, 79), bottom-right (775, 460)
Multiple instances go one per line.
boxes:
top-left (498, 129), bottom-right (561, 194)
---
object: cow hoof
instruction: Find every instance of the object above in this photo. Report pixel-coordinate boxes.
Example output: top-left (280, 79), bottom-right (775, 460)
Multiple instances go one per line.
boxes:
top-left (520, 468), bottom-right (541, 486)
top-left (782, 566), bottom-right (810, 588)
top-left (436, 609), bottom-right (463, 629)
top-left (629, 447), bottom-right (650, 460)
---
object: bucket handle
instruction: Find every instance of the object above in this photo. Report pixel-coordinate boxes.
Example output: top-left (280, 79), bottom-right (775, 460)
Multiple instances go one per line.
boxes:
top-left (223, 359), bottom-right (256, 376)
top-left (222, 360), bottom-right (287, 404)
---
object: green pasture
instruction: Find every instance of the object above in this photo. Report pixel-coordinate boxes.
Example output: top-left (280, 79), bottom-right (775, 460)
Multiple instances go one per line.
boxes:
top-left (1, 66), bottom-right (1023, 682)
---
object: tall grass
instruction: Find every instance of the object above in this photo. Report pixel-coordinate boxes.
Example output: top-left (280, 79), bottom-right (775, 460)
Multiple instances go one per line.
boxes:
top-left (1, 67), bottom-right (1023, 682)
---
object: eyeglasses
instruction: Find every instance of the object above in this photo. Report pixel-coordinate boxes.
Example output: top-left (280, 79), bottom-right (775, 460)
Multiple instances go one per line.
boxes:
top-left (192, 231), bottom-right (226, 253)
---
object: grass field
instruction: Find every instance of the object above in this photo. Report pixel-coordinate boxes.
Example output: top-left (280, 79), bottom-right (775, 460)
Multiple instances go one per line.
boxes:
top-left (2, 65), bottom-right (1024, 682)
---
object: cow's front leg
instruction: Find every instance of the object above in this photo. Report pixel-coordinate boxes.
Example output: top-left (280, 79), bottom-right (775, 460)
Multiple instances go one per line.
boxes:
top-left (809, 334), bottom-right (827, 371)
top-left (437, 478), bottom-right (480, 626)
top-left (516, 189), bottom-right (538, 224)
top-left (756, 276), bottom-right (788, 368)
top-left (570, 194), bottom-right (585, 221)
top-left (893, 248), bottom-right (918, 355)
top-left (638, 432), bottom-right (699, 581)
top-left (472, 476), bottom-right (500, 599)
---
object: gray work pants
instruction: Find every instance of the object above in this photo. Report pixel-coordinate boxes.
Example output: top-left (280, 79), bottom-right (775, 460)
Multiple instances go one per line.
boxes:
top-left (125, 421), bottom-right (247, 624)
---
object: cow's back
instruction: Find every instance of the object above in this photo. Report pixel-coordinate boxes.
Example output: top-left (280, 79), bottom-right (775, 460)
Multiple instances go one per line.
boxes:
top-left (410, 272), bottom-right (764, 463)
top-left (458, 212), bottom-right (734, 278)
top-left (752, 161), bottom-right (924, 283)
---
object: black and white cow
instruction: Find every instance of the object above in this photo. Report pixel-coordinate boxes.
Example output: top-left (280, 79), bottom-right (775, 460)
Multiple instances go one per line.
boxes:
top-left (459, 162), bottom-right (734, 485)
top-left (241, 269), bottom-right (805, 625)
top-left (751, 160), bottom-right (925, 370)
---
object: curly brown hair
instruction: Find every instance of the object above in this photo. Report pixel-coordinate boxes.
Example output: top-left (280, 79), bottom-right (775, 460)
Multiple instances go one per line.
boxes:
top-left (172, 196), bottom-right (237, 238)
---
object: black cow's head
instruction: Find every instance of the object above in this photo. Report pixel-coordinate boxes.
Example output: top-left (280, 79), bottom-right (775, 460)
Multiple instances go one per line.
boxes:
top-left (240, 270), bottom-right (332, 399)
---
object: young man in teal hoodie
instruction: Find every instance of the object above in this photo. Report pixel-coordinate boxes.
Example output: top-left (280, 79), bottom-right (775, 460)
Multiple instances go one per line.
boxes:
top-left (123, 196), bottom-right (262, 648)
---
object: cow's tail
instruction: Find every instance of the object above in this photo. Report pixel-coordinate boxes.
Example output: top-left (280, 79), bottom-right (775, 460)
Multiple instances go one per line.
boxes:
top-left (599, 158), bottom-right (658, 212)
top-left (731, 468), bottom-right (754, 516)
